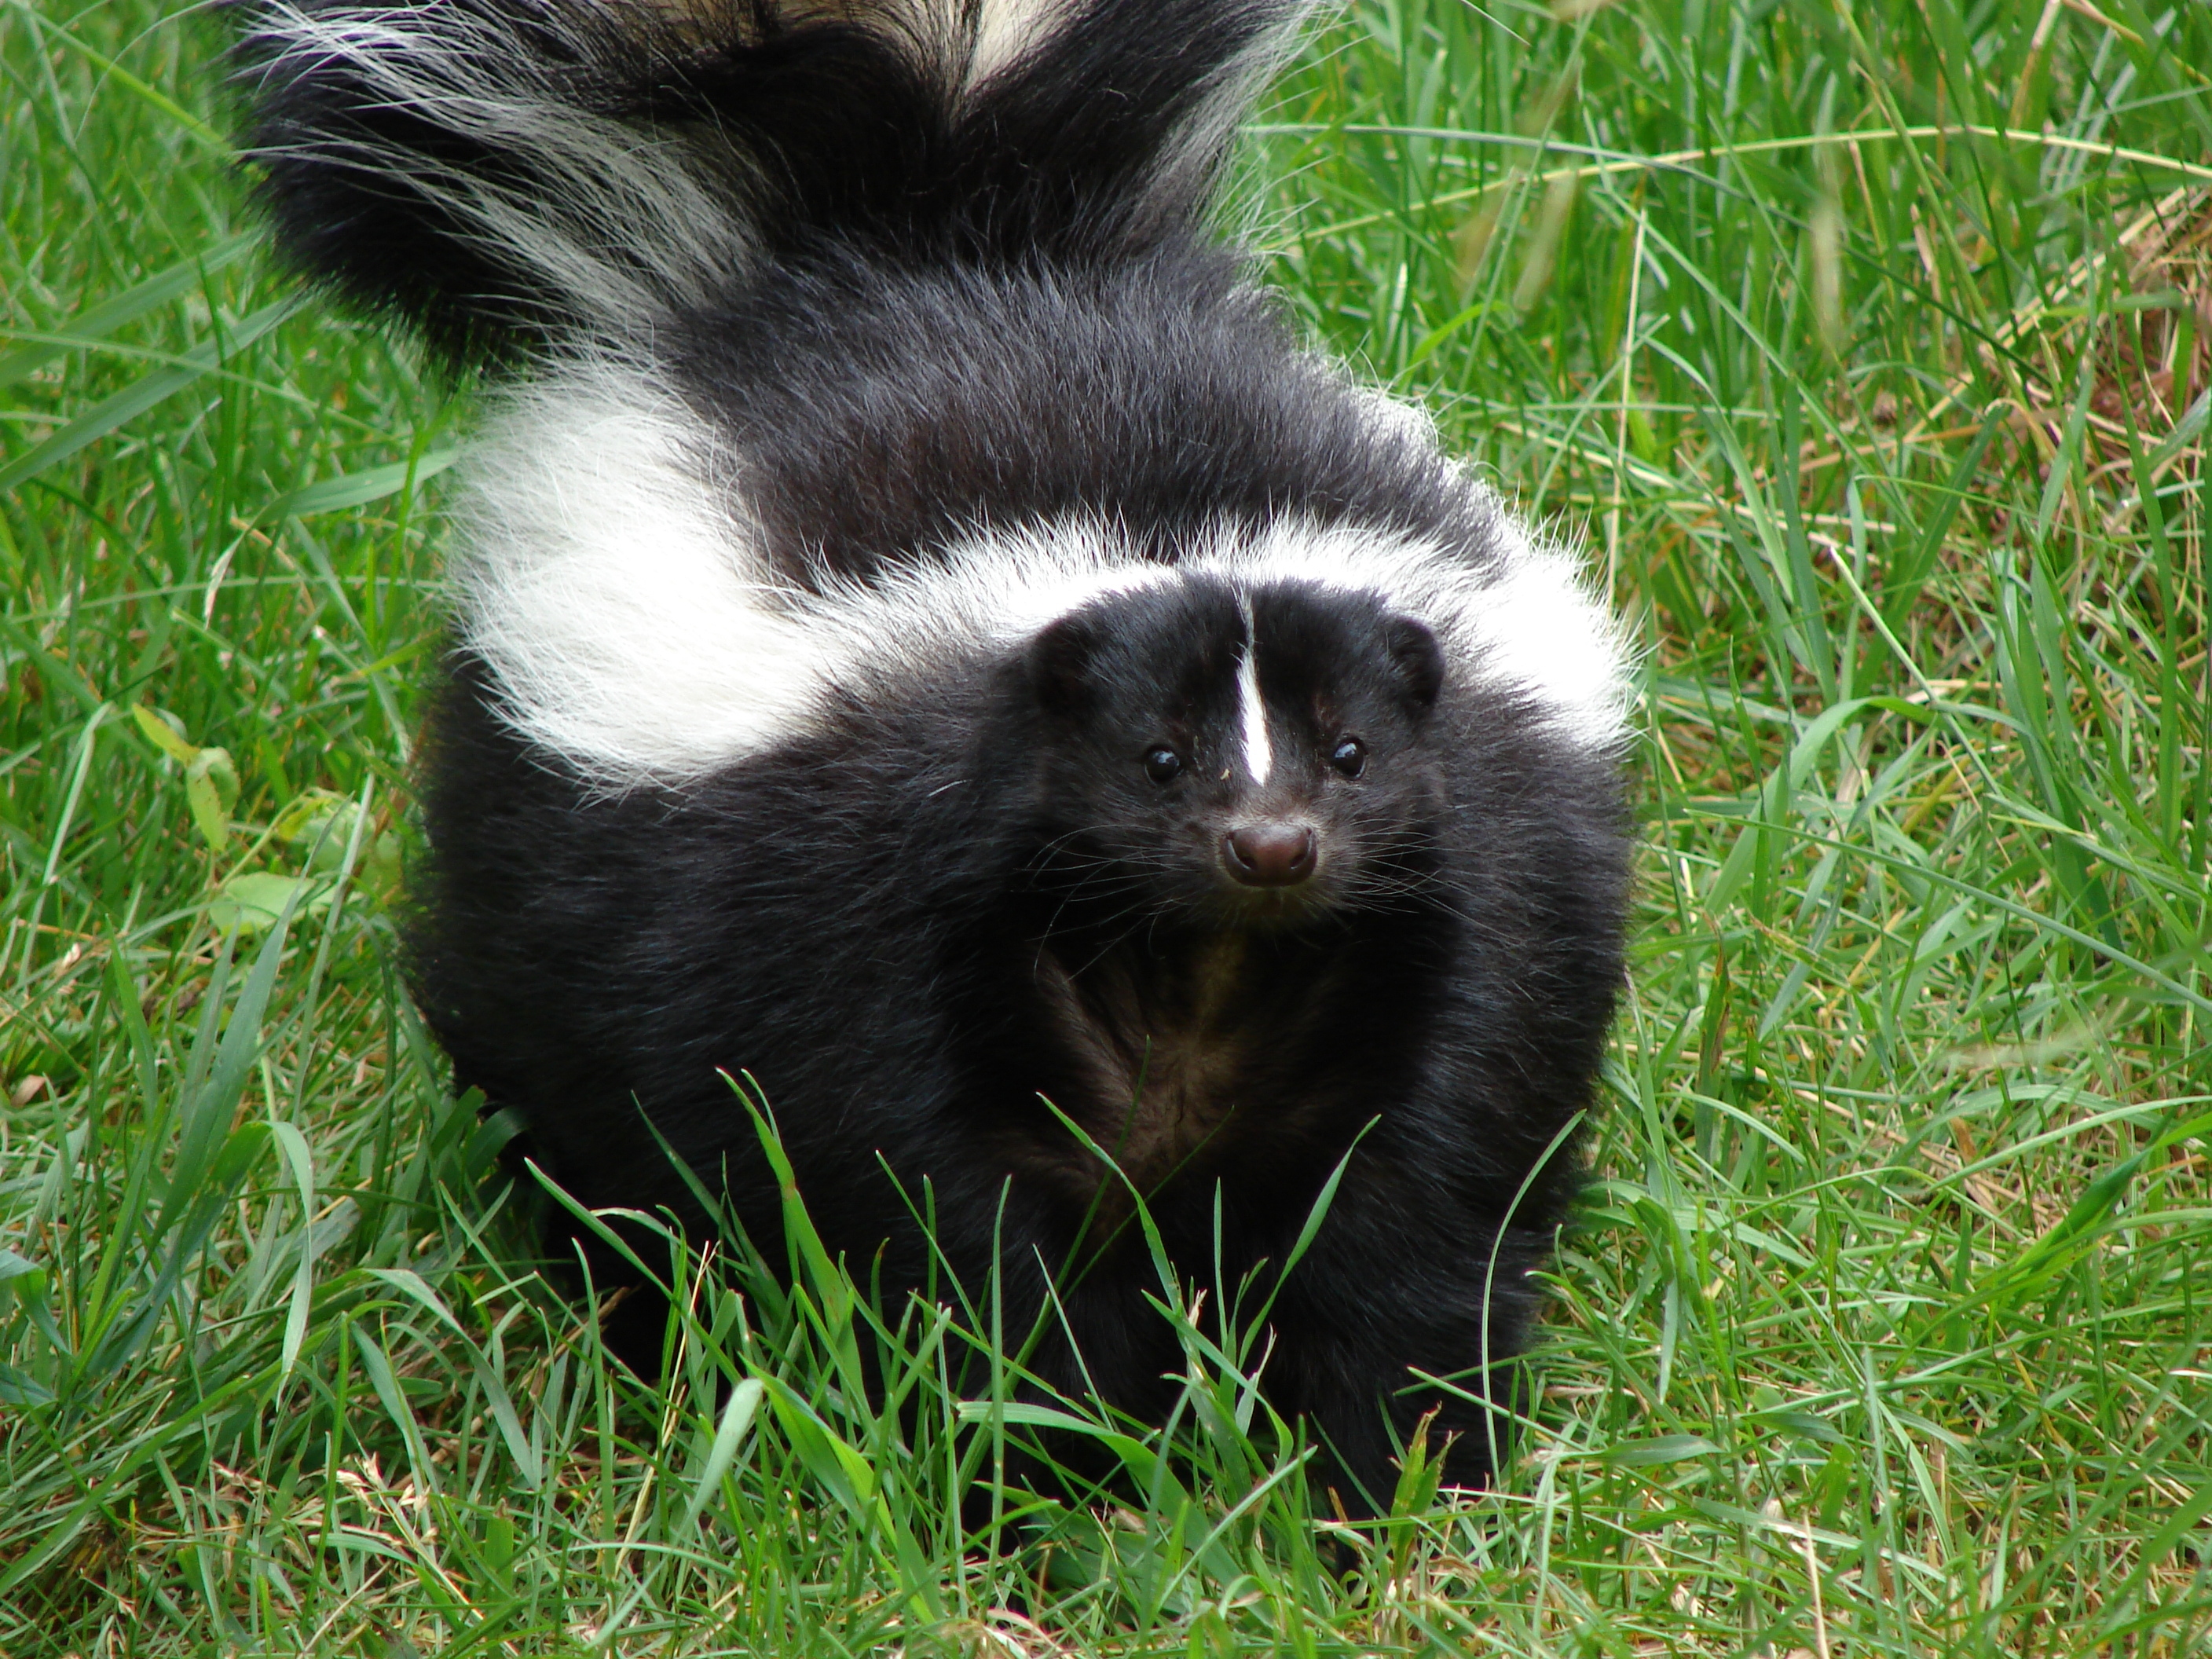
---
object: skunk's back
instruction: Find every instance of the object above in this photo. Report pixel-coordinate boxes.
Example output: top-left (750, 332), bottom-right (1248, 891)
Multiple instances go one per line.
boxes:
top-left (240, 0), bottom-right (1313, 362)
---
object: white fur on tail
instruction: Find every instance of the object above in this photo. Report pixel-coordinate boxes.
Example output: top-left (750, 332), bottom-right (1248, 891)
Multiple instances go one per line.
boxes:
top-left (247, 0), bottom-right (1298, 342)
top-left (249, 2), bottom-right (759, 338)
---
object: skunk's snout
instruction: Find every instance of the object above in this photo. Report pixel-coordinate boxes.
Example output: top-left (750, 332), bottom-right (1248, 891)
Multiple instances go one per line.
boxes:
top-left (1222, 821), bottom-right (1317, 887)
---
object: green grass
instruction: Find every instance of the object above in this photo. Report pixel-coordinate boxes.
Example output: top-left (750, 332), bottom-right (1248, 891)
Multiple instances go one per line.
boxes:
top-left (3, 0), bottom-right (2208, 1650)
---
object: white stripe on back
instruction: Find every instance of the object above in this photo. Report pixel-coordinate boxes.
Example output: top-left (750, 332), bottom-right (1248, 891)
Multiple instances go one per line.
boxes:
top-left (450, 364), bottom-right (1631, 788)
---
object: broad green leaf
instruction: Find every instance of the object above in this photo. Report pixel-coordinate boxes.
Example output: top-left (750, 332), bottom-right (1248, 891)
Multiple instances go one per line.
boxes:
top-left (130, 702), bottom-right (198, 765)
top-left (270, 788), bottom-right (350, 842)
top-left (210, 870), bottom-right (332, 932)
top-left (184, 746), bottom-right (239, 853)
top-left (273, 788), bottom-right (398, 880)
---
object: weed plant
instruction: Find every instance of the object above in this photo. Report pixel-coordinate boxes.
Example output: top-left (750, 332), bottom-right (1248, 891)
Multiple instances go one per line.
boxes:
top-left (2, 0), bottom-right (2208, 1652)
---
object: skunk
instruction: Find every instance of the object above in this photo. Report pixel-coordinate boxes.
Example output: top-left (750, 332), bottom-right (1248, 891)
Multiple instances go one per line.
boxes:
top-left (239, 0), bottom-right (1632, 1511)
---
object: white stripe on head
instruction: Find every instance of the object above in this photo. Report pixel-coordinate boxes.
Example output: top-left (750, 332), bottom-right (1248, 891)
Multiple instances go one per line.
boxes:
top-left (1235, 597), bottom-right (1273, 785)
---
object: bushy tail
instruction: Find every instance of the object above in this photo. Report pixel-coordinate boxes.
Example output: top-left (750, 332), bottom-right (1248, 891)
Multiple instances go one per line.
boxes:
top-left (240, 0), bottom-right (1315, 364)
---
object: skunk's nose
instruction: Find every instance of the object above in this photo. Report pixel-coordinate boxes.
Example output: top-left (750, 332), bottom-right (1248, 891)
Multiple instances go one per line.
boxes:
top-left (1223, 822), bottom-right (1317, 887)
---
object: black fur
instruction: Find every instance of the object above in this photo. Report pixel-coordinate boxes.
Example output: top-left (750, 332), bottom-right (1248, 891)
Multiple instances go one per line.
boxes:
top-left (665, 249), bottom-right (1505, 585)
top-left (240, 0), bottom-right (1632, 1513)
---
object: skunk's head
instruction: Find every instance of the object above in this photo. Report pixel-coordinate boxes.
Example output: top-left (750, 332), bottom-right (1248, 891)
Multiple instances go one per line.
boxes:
top-left (1018, 576), bottom-right (1449, 924)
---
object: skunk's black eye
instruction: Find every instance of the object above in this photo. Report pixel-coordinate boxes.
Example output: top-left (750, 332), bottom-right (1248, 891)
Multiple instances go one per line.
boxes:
top-left (1330, 738), bottom-right (1367, 778)
top-left (1144, 748), bottom-right (1185, 785)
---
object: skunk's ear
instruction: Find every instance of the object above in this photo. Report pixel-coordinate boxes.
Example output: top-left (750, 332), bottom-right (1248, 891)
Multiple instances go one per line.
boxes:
top-left (1027, 613), bottom-right (1103, 713)
top-left (1386, 616), bottom-right (1445, 711)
